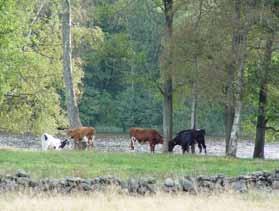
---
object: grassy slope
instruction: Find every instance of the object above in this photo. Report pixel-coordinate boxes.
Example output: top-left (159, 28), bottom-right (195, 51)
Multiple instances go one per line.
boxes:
top-left (0, 149), bottom-right (278, 179)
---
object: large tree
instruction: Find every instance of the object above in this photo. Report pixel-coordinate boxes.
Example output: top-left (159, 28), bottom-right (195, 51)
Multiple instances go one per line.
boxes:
top-left (226, 0), bottom-right (248, 157)
top-left (62, 0), bottom-right (82, 128)
top-left (161, 0), bottom-right (174, 152)
top-left (253, 1), bottom-right (278, 158)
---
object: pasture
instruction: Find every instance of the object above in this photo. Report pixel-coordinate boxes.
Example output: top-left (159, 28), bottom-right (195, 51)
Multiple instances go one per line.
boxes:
top-left (0, 149), bottom-right (278, 179)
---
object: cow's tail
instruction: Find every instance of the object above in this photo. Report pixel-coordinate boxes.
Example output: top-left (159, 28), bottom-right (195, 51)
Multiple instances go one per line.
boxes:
top-left (57, 126), bottom-right (69, 131)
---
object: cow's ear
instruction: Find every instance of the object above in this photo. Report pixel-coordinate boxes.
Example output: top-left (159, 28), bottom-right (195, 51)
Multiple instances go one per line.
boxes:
top-left (44, 134), bottom-right (48, 141)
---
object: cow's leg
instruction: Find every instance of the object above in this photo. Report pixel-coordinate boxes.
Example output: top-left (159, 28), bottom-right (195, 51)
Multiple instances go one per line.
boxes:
top-left (197, 137), bottom-right (206, 154)
top-left (41, 142), bottom-right (47, 151)
top-left (77, 141), bottom-right (81, 150)
top-left (130, 136), bottom-right (136, 150)
top-left (203, 143), bottom-right (207, 154)
top-left (150, 143), bottom-right (155, 153)
top-left (86, 136), bottom-right (94, 150)
top-left (182, 145), bottom-right (189, 154)
top-left (79, 137), bottom-right (87, 150)
top-left (198, 143), bottom-right (202, 153)
top-left (190, 143), bottom-right (195, 154)
top-left (74, 141), bottom-right (79, 150)
top-left (92, 135), bottom-right (95, 147)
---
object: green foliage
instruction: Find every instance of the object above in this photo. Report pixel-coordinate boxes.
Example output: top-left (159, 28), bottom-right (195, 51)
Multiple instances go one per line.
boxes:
top-left (116, 87), bottom-right (162, 130)
top-left (0, 0), bottom-right (67, 134)
top-left (79, 0), bottom-right (164, 130)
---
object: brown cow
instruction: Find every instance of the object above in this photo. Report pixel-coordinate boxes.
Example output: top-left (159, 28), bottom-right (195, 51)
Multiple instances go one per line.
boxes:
top-left (129, 127), bottom-right (163, 153)
top-left (67, 127), bottom-right (96, 150)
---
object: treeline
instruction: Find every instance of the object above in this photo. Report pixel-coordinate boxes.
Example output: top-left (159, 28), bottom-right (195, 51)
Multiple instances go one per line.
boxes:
top-left (0, 0), bottom-right (278, 158)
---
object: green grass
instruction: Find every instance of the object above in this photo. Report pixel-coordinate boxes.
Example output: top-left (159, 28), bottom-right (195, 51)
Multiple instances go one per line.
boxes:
top-left (0, 149), bottom-right (278, 179)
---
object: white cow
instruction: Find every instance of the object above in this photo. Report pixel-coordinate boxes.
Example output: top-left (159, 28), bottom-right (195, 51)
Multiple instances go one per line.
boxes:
top-left (41, 133), bottom-right (69, 151)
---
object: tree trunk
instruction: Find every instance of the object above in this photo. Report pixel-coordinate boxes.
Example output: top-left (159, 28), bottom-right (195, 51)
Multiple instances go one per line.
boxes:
top-left (191, 56), bottom-right (198, 130)
top-left (62, 0), bottom-right (82, 128)
top-left (225, 64), bottom-right (234, 154)
top-left (163, 77), bottom-right (173, 152)
top-left (253, 33), bottom-right (274, 159)
top-left (191, 87), bottom-right (197, 129)
top-left (162, 0), bottom-right (173, 152)
top-left (227, 0), bottom-right (247, 157)
top-left (190, 56), bottom-right (198, 153)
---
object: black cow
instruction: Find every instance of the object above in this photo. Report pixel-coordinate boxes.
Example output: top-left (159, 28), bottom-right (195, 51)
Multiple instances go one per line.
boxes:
top-left (168, 129), bottom-right (207, 154)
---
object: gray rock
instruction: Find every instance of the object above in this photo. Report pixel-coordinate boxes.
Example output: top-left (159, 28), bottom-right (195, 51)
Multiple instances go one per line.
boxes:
top-left (199, 180), bottom-right (214, 191)
top-left (238, 175), bottom-right (252, 180)
top-left (215, 175), bottom-right (226, 185)
top-left (65, 177), bottom-right (81, 183)
top-left (4, 175), bottom-right (17, 182)
top-left (119, 180), bottom-right (127, 189)
top-left (80, 182), bottom-right (92, 191)
top-left (128, 178), bottom-right (138, 193)
top-left (91, 177), bottom-right (100, 184)
top-left (81, 179), bottom-right (92, 186)
top-left (65, 186), bottom-right (74, 193)
top-left (58, 180), bottom-right (67, 187)
top-left (137, 185), bottom-right (147, 195)
top-left (17, 177), bottom-right (31, 187)
top-left (0, 178), bottom-right (18, 192)
top-left (180, 178), bottom-right (195, 192)
top-left (163, 178), bottom-right (179, 193)
top-left (232, 180), bottom-right (247, 193)
top-left (164, 178), bottom-right (175, 187)
top-left (142, 177), bottom-right (156, 185)
top-left (65, 177), bottom-right (81, 186)
top-left (145, 184), bottom-right (156, 194)
top-left (272, 180), bottom-right (279, 189)
top-left (251, 171), bottom-right (264, 177)
top-left (28, 180), bottom-right (39, 188)
top-left (15, 169), bottom-right (30, 178)
top-left (48, 179), bottom-right (60, 190)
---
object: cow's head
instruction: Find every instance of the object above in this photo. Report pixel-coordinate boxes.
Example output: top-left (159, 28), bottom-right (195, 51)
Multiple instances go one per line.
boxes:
top-left (59, 139), bottom-right (70, 149)
top-left (168, 138), bottom-right (177, 152)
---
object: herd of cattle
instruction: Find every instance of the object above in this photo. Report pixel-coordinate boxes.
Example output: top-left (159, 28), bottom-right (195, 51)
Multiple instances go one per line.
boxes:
top-left (41, 126), bottom-right (207, 154)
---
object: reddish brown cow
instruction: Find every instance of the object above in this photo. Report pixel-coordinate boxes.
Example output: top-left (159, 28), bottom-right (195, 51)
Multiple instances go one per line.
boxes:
top-left (67, 127), bottom-right (96, 150)
top-left (129, 127), bottom-right (163, 153)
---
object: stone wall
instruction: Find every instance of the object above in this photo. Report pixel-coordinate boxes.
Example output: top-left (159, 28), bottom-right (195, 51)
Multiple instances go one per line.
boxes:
top-left (1, 169), bottom-right (279, 195)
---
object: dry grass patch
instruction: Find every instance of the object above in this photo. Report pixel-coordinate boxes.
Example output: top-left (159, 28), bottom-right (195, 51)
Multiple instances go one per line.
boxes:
top-left (0, 191), bottom-right (278, 211)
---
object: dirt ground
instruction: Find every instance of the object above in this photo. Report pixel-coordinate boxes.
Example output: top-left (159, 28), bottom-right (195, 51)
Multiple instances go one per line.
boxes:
top-left (0, 132), bottom-right (279, 159)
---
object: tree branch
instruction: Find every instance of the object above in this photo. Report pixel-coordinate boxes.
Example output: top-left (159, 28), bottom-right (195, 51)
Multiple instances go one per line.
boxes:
top-left (265, 126), bottom-right (279, 133)
top-left (157, 83), bottom-right (165, 95)
top-left (27, 1), bottom-right (46, 39)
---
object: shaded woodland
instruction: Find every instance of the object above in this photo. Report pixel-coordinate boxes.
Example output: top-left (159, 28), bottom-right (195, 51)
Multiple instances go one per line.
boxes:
top-left (0, 0), bottom-right (278, 158)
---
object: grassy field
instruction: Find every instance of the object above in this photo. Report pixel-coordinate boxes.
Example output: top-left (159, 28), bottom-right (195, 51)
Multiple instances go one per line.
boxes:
top-left (0, 191), bottom-right (279, 211)
top-left (0, 149), bottom-right (278, 179)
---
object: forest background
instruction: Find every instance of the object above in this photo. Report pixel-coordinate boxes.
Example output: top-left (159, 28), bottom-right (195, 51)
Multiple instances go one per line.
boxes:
top-left (0, 0), bottom-right (278, 157)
